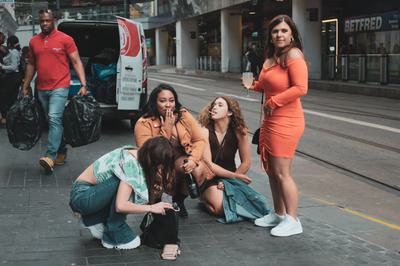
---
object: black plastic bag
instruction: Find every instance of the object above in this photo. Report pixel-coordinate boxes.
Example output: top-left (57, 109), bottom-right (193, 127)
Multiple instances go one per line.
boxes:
top-left (93, 76), bottom-right (116, 104)
top-left (140, 209), bottom-right (180, 249)
top-left (63, 94), bottom-right (102, 147)
top-left (6, 92), bottom-right (42, 150)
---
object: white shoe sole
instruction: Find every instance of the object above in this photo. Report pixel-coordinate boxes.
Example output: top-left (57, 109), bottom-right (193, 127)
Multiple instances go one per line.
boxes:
top-left (102, 236), bottom-right (141, 250)
top-left (270, 224), bottom-right (303, 237)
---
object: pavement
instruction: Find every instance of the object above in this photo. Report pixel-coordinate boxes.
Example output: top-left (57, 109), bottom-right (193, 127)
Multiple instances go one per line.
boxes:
top-left (0, 70), bottom-right (400, 265)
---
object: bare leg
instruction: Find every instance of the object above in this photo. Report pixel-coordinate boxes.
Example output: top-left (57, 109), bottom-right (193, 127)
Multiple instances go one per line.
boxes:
top-left (264, 158), bottom-right (286, 215)
top-left (201, 185), bottom-right (223, 217)
top-left (269, 156), bottom-right (298, 218)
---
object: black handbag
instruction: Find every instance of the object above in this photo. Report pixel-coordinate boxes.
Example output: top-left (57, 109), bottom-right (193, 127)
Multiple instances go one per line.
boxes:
top-left (252, 128), bottom-right (261, 154)
top-left (140, 208), bottom-right (180, 249)
top-left (252, 93), bottom-right (264, 154)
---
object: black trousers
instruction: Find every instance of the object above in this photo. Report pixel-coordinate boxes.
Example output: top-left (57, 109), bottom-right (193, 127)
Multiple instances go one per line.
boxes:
top-left (0, 72), bottom-right (21, 118)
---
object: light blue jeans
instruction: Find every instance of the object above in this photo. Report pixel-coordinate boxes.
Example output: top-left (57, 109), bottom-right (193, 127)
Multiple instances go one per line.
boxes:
top-left (37, 88), bottom-right (68, 160)
top-left (69, 176), bottom-right (137, 246)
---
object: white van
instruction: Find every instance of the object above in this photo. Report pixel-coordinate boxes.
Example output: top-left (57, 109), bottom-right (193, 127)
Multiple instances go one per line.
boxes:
top-left (58, 17), bottom-right (147, 127)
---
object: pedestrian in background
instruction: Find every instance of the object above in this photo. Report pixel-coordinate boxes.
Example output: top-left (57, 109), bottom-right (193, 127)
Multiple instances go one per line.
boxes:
top-left (198, 96), bottom-right (269, 222)
top-left (245, 14), bottom-right (308, 237)
top-left (134, 84), bottom-right (213, 218)
top-left (21, 9), bottom-right (87, 174)
top-left (19, 46), bottom-right (30, 76)
top-left (69, 136), bottom-right (175, 250)
top-left (245, 43), bottom-right (263, 80)
top-left (0, 35), bottom-right (22, 126)
top-left (0, 32), bottom-right (8, 66)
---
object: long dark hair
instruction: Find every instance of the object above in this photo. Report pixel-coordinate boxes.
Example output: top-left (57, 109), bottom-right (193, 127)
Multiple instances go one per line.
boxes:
top-left (143, 83), bottom-right (183, 120)
top-left (137, 136), bottom-right (175, 203)
top-left (266, 14), bottom-right (303, 68)
top-left (7, 35), bottom-right (20, 51)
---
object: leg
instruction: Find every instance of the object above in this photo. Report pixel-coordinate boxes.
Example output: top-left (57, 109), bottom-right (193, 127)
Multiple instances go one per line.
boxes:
top-left (0, 75), bottom-right (7, 119)
top-left (269, 156), bottom-right (298, 218)
top-left (172, 156), bottom-right (189, 217)
top-left (69, 176), bottom-right (120, 226)
top-left (42, 88), bottom-right (69, 160)
top-left (265, 156), bottom-right (286, 215)
top-left (102, 193), bottom-right (137, 247)
top-left (201, 185), bottom-right (223, 217)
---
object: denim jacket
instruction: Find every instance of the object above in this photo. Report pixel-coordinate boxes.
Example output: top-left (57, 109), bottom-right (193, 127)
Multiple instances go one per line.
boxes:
top-left (218, 178), bottom-right (270, 224)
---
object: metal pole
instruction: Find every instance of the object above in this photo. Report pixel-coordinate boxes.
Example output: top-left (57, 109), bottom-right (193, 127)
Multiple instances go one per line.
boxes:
top-left (358, 55), bottom-right (366, 82)
top-left (31, 0), bottom-right (34, 36)
top-left (124, 0), bottom-right (128, 18)
top-left (380, 54), bottom-right (388, 84)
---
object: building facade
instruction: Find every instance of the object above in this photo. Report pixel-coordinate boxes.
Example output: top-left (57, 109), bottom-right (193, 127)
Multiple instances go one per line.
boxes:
top-left (9, 0), bottom-right (400, 85)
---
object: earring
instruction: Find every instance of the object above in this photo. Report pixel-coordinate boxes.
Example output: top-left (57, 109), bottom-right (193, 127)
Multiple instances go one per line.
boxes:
top-left (291, 37), bottom-right (294, 43)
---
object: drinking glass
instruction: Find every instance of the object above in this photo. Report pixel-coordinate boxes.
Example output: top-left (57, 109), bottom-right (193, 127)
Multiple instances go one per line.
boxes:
top-left (242, 72), bottom-right (254, 96)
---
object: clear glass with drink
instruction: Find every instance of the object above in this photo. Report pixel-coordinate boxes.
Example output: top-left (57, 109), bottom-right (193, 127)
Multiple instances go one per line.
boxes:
top-left (242, 72), bottom-right (254, 96)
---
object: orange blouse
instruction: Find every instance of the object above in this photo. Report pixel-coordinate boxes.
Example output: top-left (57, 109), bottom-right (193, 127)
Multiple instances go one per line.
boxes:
top-left (253, 58), bottom-right (308, 117)
top-left (134, 108), bottom-right (205, 165)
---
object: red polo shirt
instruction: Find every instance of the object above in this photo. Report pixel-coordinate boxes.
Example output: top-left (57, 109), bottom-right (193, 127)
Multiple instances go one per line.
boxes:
top-left (29, 29), bottom-right (77, 90)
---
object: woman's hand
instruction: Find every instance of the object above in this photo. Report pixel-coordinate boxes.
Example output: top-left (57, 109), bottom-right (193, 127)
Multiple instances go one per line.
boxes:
top-left (149, 202), bottom-right (173, 215)
top-left (236, 173), bottom-right (252, 184)
top-left (241, 78), bottom-right (254, 90)
top-left (217, 181), bottom-right (224, 190)
top-left (182, 159), bottom-right (197, 173)
top-left (160, 109), bottom-right (176, 129)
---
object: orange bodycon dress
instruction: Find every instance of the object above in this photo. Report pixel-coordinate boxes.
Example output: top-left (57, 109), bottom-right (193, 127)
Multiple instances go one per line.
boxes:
top-left (253, 58), bottom-right (308, 170)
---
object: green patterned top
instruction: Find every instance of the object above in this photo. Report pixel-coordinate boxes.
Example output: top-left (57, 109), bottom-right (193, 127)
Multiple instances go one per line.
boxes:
top-left (93, 145), bottom-right (149, 204)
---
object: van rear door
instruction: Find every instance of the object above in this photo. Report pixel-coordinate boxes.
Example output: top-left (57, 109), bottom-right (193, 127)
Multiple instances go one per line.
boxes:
top-left (116, 17), bottom-right (145, 110)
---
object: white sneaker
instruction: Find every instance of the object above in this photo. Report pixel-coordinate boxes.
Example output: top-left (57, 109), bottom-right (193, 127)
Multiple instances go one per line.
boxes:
top-left (254, 211), bottom-right (285, 227)
top-left (102, 236), bottom-right (141, 250)
top-left (86, 223), bottom-right (105, 240)
top-left (270, 215), bottom-right (303, 237)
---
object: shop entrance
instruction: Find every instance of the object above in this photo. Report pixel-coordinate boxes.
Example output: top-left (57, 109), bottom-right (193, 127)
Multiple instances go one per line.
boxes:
top-left (321, 19), bottom-right (338, 79)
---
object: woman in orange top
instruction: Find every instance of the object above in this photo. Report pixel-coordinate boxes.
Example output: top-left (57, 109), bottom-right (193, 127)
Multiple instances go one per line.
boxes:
top-left (247, 15), bottom-right (307, 237)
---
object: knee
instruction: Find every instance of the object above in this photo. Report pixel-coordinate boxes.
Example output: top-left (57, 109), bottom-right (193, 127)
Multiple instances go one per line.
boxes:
top-left (204, 202), bottom-right (223, 216)
top-left (48, 114), bottom-right (63, 126)
top-left (275, 172), bottom-right (291, 182)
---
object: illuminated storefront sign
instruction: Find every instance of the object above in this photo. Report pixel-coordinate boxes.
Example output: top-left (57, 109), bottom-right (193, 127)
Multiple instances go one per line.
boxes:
top-left (345, 11), bottom-right (399, 33)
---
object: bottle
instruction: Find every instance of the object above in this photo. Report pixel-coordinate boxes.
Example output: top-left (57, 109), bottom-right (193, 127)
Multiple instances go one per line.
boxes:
top-left (183, 159), bottom-right (199, 199)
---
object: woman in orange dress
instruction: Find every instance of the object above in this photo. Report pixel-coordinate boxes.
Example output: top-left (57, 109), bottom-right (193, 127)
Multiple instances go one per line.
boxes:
top-left (247, 15), bottom-right (308, 237)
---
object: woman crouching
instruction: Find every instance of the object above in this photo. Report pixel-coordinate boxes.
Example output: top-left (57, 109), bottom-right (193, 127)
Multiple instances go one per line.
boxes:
top-left (69, 136), bottom-right (175, 249)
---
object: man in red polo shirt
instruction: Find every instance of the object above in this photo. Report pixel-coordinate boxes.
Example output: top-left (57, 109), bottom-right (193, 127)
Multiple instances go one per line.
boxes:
top-left (22, 9), bottom-right (87, 174)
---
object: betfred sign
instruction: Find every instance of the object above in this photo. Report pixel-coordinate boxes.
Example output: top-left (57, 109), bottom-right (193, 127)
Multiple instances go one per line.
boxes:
top-left (345, 11), bottom-right (399, 33)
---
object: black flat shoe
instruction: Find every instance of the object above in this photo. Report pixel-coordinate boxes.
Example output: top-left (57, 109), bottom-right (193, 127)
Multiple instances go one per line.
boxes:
top-left (173, 195), bottom-right (188, 218)
top-left (176, 200), bottom-right (188, 218)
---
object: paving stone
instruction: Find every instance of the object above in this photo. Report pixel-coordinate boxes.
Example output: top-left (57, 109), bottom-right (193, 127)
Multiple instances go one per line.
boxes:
top-left (1, 123), bottom-right (400, 265)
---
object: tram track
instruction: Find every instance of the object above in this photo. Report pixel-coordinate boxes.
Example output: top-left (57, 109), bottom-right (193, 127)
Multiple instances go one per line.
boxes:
top-left (186, 107), bottom-right (400, 194)
top-left (149, 75), bottom-right (400, 194)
